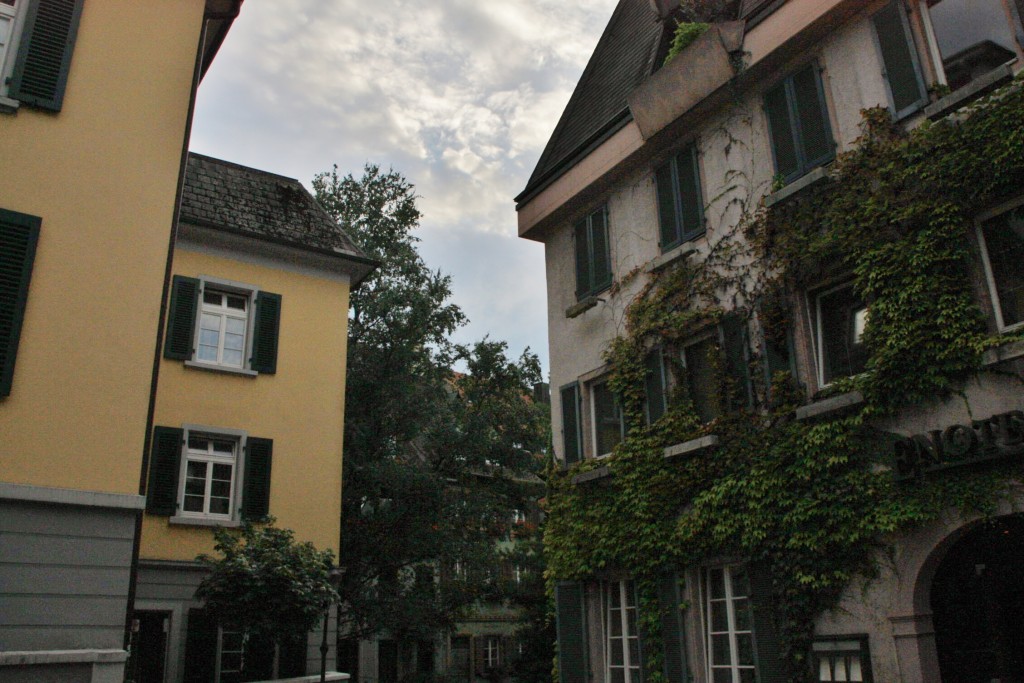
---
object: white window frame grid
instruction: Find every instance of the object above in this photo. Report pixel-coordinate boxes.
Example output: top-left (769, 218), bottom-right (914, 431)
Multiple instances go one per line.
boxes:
top-left (177, 424), bottom-right (248, 522)
top-left (811, 282), bottom-right (869, 389)
top-left (216, 626), bottom-right (246, 683)
top-left (590, 379), bottom-right (625, 459)
top-left (0, 0), bottom-right (28, 101)
top-left (975, 195), bottom-right (1024, 334)
top-left (916, 0), bottom-right (1023, 88)
top-left (604, 580), bottom-right (642, 683)
top-left (484, 636), bottom-right (500, 669)
top-left (190, 276), bottom-right (259, 373)
top-left (702, 565), bottom-right (755, 683)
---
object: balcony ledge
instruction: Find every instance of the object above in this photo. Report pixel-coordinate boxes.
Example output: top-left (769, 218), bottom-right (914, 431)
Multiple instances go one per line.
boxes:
top-left (764, 166), bottom-right (830, 208)
top-left (924, 63), bottom-right (1015, 120)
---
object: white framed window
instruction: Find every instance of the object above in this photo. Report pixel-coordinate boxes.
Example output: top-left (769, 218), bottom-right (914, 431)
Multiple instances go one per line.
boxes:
top-left (216, 627), bottom-right (246, 683)
top-left (484, 636), bottom-right (501, 669)
top-left (605, 580), bottom-right (641, 683)
top-left (0, 0), bottom-right (27, 99)
top-left (591, 379), bottom-right (624, 457)
top-left (704, 565), bottom-right (756, 683)
top-left (513, 565), bottom-right (523, 585)
top-left (813, 283), bottom-right (869, 387)
top-left (178, 426), bottom-right (247, 521)
top-left (512, 509), bottom-right (526, 525)
top-left (197, 287), bottom-right (250, 368)
top-left (977, 198), bottom-right (1024, 333)
top-left (917, 0), bottom-right (1021, 91)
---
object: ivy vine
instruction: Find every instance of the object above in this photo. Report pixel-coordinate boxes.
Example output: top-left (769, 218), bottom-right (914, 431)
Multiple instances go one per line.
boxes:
top-left (546, 77), bottom-right (1024, 682)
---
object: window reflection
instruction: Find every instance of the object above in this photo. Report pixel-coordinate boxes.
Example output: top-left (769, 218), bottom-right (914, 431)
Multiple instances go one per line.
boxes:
top-left (926, 0), bottom-right (1018, 90)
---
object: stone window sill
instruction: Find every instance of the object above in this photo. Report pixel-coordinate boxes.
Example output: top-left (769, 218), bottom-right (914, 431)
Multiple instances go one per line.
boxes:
top-left (663, 435), bottom-right (719, 460)
top-left (566, 296), bottom-right (601, 319)
top-left (764, 166), bottom-right (830, 208)
top-left (185, 360), bottom-right (258, 377)
top-left (646, 244), bottom-right (697, 274)
top-left (982, 338), bottom-right (1024, 366)
top-left (571, 465), bottom-right (612, 485)
top-left (795, 390), bottom-right (864, 422)
top-left (0, 96), bottom-right (19, 115)
top-left (169, 515), bottom-right (242, 528)
top-left (924, 63), bottom-right (1015, 120)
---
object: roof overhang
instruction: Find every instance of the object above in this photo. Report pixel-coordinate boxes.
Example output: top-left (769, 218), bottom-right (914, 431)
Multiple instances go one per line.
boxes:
top-left (200, 0), bottom-right (243, 80)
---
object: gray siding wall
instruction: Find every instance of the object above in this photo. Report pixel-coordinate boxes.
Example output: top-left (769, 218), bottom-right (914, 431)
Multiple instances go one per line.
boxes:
top-left (0, 499), bottom-right (136, 652)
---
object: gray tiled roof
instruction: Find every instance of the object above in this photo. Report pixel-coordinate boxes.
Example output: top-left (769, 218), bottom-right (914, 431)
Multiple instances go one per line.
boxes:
top-left (181, 152), bottom-right (366, 260)
top-left (517, 0), bottom-right (664, 201)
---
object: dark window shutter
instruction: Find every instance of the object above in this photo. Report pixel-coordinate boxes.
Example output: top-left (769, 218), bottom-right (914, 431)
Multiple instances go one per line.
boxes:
top-left (182, 608), bottom-right (217, 683)
top-left (633, 583), bottom-right (649, 681)
top-left (0, 209), bottom-right (41, 398)
top-left (473, 637), bottom-right (486, 676)
top-left (655, 163), bottom-right (680, 248)
top-left (279, 632), bottom-right (309, 678)
top-left (560, 383), bottom-right (582, 467)
top-left (555, 581), bottom-right (587, 683)
top-left (749, 563), bottom-right (787, 683)
top-left (764, 82), bottom-right (799, 181)
top-left (242, 437), bottom-right (273, 520)
top-left (658, 573), bottom-right (689, 683)
top-left (164, 276), bottom-right (199, 360)
top-left (8, 0), bottom-right (85, 111)
top-left (146, 426), bottom-right (183, 516)
top-left (246, 632), bottom-right (277, 680)
top-left (791, 64), bottom-right (834, 169)
top-left (644, 350), bottom-right (667, 425)
top-left (591, 208), bottom-right (611, 291)
top-left (574, 219), bottom-right (589, 297)
top-left (676, 146), bottom-right (704, 240)
top-left (250, 291), bottom-right (282, 373)
top-left (720, 312), bottom-right (752, 410)
top-left (873, 0), bottom-right (926, 116)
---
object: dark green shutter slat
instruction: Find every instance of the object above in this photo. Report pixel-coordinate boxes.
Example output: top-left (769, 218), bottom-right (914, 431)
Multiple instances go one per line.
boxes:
top-left (561, 383), bottom-right (582, 467)
top-left (749, 563), bottom-right (787, 683)
top-left (574, 220), bottom-right (589, 297)
top-left (655, 163), bottom-right (679, 248)
top-left (242, 437), bottom-right (273, 520)
top-left (8, 0), bottom-right (85, 111)
top-left (555, 582), bottom-right (587, 683)
top-left (251, 291), bottom-right (282, 373)
top-left (873, 1), bottom-right (926, 115)
top-left (677, 145), bottom-right (704, 240)
top-left (721, 312), bottom-right (752, 410)
top-left (0, 209), bottom-right (41, 398)
top-left (182, 608), bottom-right (218, 683)
top-left (644, 350), bottom-right (666, 424)
top-left (792, 64), bottom-right (834, 168)
top-left (164, 276), bottom-right (199, 360)
top-left (591, 209), bottom-right (611, 291)
top-left (658, 573), bottom-right (689, 683)
top-left (764, 82), bottom-right (799, 182)
top-left (146, 426), bottom-right (183, 516)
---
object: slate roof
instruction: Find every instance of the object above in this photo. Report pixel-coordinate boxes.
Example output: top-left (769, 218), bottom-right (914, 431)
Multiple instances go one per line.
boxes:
top-left (517, 0), bottom-right (665, 202)
top-left (180, 153), bottom-right (367, 262)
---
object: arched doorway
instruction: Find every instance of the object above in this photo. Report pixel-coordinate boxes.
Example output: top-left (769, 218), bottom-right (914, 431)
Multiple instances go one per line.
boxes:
top-left (930, 514), bottom-right (1024, 683)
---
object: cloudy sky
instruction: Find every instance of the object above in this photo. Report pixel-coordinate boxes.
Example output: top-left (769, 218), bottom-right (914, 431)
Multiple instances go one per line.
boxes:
top-left (190, 0), bottom-right (621, 374)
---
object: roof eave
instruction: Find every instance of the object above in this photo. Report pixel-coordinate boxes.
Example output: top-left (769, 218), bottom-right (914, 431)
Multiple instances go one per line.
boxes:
top-left (200, 0), bottom-right (243, 80)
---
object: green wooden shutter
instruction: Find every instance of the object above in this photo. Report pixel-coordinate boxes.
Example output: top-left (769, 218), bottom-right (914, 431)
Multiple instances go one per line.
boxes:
top-left (146, 426), bottom-right (183, 516)
top-left (677, 145), bottom-right (704, 240)
top-left (644, 350), bottom-right (667, 425)
top-left (658, 573), bottom-right (689, 683)
top-left (764, 82), bottom-right (799, 182)
top-left (0, 209), bottom-right (41, 398)
top-left (591, 208), bottom-right (612, 291)
top-left (164, 276), bottom-right (199, 360)
top-left (791, 64), bottom-right (835, 169)
top-left (250, 291), bottom-right (282, 373)
top-left (873, 0), bottom-right (926, 117)
top-left (555, 582), bottom-right (587, 683)
top-left (182, 608), bottom-right (218, 683)
top-left (242, 437), bottom-right (273, 520)
top-left (655, 163), bottom-right (680, 249)
top-left (8, 0), bottom-right (85, 111)
top-left (720, 312), bottom-right (753, 410)
top-left (574, 219), bottom-right (589, 297)
top-left (749, 563), bottom-right (787, 683)
top-left (560, 383), bottom-right (582, 467)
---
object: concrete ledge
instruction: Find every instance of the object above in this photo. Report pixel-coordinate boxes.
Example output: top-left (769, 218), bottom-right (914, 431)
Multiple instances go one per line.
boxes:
top-left (924, 63), bottom-right (1015, 120)
top-left (571, 466), bottom-right (612, 485)
top-left (0, 95), bottom-right (19, 115)
top-left (254, 674), bottom-right (349, 682)
top-left (566, 296), bottom-right (600, 319)
top-left (169, 515), bottom-right (243, 528)
top-left (0, 650), bottom-right (128, 666)
top-left (663, 435), bottom-right (719, 460)
top-left (764, 166), bottom-right (829, 208)
top-left (646, 245), bottom-right (697, 274)
top-left (795, 390), bottom-right (864, 422)
top-left (185, 359), bottom-right (259, 377)
top-left (0, 482), bottom-right (146, 511)
top-left (982, 338), bottom-right (1024, 366)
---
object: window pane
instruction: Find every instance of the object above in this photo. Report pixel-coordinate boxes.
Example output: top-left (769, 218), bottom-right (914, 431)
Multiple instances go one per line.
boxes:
top-left (610, 669), bottom-right (626, 683)
top-left (792, 65), bottom-right (833, 167)
top-left (594, 383), bottom-right (622, 456)
top-left (656, 163), bottom-right (680, 248)
top-left (711, 601), bottom-right (729, 632)
top-left (685, 337), bottom-right (721, 423)
top-left (873, 1), bottom-right (925, 113)
top-left (222, 349), bottom-right (243, 366)
top-left (928, 0), bottom-right (1017, 90)
top-left (590, 209), bottom-right (611, 290)
top-left (628, 639), bottom-right (639, 666)
top-left (739, 668), bottom-right (757, 683)
top-left (676, 146), bottom-right (703, 239)
top-left (183, 494), bottom-right (204, 512)
top-left (209, 496), bottom-right (231, 515)
top-left (610, 611), bottom-right (623, 637)
top-left (712, 633), bottom-right (733, 665)
top-left (203, 291), bottom-right (221, 305)
top-left (733, 598), bottom-right (752, 631)
top-left (225, 316), bottom-right (246, 337)
top-left (765, 82), bottom-right (799, 180)
top-left (713, 669), bottom-right (733, 683)
top-left (187, 460), bottom-right (207, 478)
top-left (819, 286), bottom-right (869, 384)
top-left (188, 435), bottom-right (208, 451)
top-left (731, 565), bottom-right (750, 597)
top-left (982, 206), bottom-right (1024, 328)
top-left (226, 295), bottom-right (247, 310)
top-left (574, 219), bottom-right (590, 296)
top-left (611, 638), bottom-right (624, 665)
top-left (212, 440), bottom-right (234, 455)
top-left (644, 350), bottom-right (666, 424)
top-left (626, 608), bottom-right (637, 636)
top-left (709, 567), bottom-right (726, 599)
top-left (736, 633), bottom-right (755, 666)
top-left (610, 583), bottom-right (621, 608)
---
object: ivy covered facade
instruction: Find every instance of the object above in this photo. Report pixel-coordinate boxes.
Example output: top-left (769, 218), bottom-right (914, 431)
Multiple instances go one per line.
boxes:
top-left (515, 1), bottom-right (1024, 682)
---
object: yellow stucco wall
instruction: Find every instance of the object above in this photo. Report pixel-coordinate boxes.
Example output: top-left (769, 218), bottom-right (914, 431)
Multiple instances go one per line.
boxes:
top-left (140, 245), bottom-right (348, 559)
top-left (0, 0), bottom-right (206, 494)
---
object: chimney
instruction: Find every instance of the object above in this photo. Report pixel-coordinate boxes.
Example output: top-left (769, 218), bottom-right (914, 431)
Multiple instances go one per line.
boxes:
top-left (648, 0), bottom-right (681, 20)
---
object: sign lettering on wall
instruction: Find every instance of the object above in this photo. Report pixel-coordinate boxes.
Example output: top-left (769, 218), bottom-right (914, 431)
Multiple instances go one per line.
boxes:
top-left (893, 410), bottom-right (1024, 481)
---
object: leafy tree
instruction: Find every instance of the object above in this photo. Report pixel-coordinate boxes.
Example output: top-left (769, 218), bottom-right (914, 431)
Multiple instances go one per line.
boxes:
top-left (312, 165), bottom-right (549, 649)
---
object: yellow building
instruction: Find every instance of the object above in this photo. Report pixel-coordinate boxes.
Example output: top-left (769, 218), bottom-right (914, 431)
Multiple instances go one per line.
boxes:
top-left (130, 153), bottom-right (374, 682)
top-left (0, 1), bottom-right (239, 681)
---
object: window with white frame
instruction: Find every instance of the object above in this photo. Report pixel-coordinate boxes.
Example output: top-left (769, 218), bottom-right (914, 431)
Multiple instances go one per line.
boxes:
top-left (705, 565), bottom-right (756, 683)
top-left (977, 200), bottom-right (1024, 332)
top-left (814, 284), bottom-right (869, 387)
top-left (484, 636), bottom-right (501, 669)
top-left (605, 580), bottom-right (641, 683)
top-left (592, 380), bottom-right (624, 457)
top-left (217, 627), bottom-right (246, 683)
top-left (918, 0), bottom-right (1021, 92)
top-left (198, 289), bottom-right (249, 368)
top-left (181, 432), bottom-right (239, 519)
top-left (0, 0), bottom-right (26, 98)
